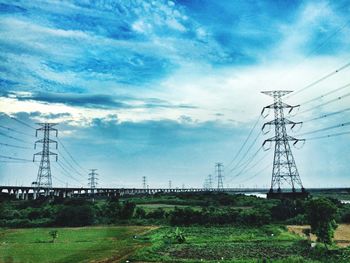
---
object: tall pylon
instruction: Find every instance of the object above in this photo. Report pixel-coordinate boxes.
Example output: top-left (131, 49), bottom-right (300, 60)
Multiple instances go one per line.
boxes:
top-left (88, 169), bottom-right (98, 195)
top-left (142, 176), bottom-right (147, 189)
top-left (215, 163), bottom-right (224, 190)
top-left (33, 123), bottom-right (58, 195)
top-left (261, 90), bottom-right (305, 194)
top-left (168, 180), bottom-right (172, 189)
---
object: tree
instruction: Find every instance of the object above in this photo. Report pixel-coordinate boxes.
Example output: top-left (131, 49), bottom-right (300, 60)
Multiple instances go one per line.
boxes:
top-left (49, 230), bottom-right (58, 243)
top-left (306, 198), bottom-right (338, 248)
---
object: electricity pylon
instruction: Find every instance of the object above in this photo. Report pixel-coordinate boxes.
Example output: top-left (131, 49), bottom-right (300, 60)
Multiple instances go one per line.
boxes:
top-left (142, 176), bottom-right (147, 189)
top-left (168, 180), bottom-right (172, 189)
top-left (208, 174), bottom-right (213, 189)
top-left (33, 123), bottom-right (58, 196)
top-left (215, 163), bottom-right (224, 190)
top-left (88, 169), bottom-right (98, 199)
top-left (261, 90), bottom-right (305, 194)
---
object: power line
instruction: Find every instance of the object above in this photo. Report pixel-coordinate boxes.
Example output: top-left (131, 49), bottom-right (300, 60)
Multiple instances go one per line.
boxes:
top-left (0, 124), bottom-right (34, 137)
top-left (55, 162), bottom-right (82, 185)
top-left (0, 131), bottom-right (32, 144)
top-left (227, 148), bottom-right (269, 184)
top-left (299, 91), bottom-right (350, 115)
top-left (300, 82), bottom-right (350, 106)
top-left (287, 60), bottom-right (350, 99)
top-left (8, 116), bottom-right (36, 130)
top-left (57, 148), bottom-right (85, 178)
top-left (303, 107), bottom-right (350, 123)
top-left (226, 115), bottom-right (261, 169)
top-left (0, 160), bottom-right (32, 163)
top-left (227, 130), bottom-right (262, 175)
top-left (298, 121), bottom-right (350, 136)
top-left (235, 164), bottom-right (270, 184)
top-left (57, 138), bottom-right (87, 173)
top-left (0, 154), bottom-right (32, 162)
top-left (305, 130), bottom-right (350, 141)
top-left (0, 142), bottom-right (31, 150)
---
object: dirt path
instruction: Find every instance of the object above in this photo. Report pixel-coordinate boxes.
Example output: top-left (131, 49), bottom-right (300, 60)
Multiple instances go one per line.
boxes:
top-left (94, 226), bottom-right (160, 263)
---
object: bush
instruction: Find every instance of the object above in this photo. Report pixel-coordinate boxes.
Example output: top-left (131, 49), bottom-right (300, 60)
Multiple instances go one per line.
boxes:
top-left (55, 205), bottom-right (95, 226)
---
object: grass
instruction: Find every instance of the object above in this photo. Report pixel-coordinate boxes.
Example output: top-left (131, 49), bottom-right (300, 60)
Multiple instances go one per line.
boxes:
top-left (131, 225), bottom-right (350, 263)
top-left (131, 225), bottom-right (309, 262)
top-left (0, 226), bottom-right (156, 263)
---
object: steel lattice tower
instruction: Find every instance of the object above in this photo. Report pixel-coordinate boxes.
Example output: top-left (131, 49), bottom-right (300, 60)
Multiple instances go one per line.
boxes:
top-left (208, 174), bottom-right (213, 189)
top-left (215, 163), bottom-right (224, 190)
top-left (261, 90), bottom-right (305, 193)
top-left (33, 123), bottom-right (58, 193)
top-left (88, 169), bottom-right (98, 191)
top-left (142, 176), bottom-right (147, 189)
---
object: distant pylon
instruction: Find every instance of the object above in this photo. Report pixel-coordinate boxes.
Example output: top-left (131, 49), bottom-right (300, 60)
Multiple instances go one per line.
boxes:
top-left (88, 169), bottom-right (98, 196)
top-left (261, 90), bottom-right (305, 193)
top-left (142, 176), bottom-right (147, 189)
top-left (208, 174), bottom-right (213, 189)
top-left (215, 163), bottom-right (224, 190)
top-left (33, 123), bottom-right (58, 195)
top-left (169, 180), bottom-right (172, 189)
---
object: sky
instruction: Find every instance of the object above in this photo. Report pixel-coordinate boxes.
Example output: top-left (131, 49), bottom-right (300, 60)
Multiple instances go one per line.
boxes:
top-left (0, 0), bottom-right (350, 189)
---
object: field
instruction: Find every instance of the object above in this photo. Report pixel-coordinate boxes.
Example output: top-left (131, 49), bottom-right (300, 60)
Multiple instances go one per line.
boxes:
top-left (0, 226), bottom-right (156, 263)
top-left (2, 225), bottom-right (350, 263)
top-left (132, 225), bottom-right (311, 262)
top-left (288, 224), bottom-right (350, 247)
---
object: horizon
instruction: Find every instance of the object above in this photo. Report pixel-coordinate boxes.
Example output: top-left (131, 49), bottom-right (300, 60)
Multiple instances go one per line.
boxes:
top-left (1, 0), bottom-right (350, 189)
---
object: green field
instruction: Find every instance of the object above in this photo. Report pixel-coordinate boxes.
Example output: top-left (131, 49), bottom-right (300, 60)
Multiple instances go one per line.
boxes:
top-left (0, 226), bottom-right (155, 263)
top-left (2, 225), bottom-right (350, 263)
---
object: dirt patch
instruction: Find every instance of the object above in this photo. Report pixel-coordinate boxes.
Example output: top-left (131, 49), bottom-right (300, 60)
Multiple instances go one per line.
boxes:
top-left (94, 226), bottom-right (159, 263)
top-left (287, 224), bottom-right (350, 247)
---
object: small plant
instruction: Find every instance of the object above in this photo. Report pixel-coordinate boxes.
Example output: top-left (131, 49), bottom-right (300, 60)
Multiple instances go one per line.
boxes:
top-left (49, 230), bottom-right (58, 243)
top-left (163, 227), bottom-right (186, 244)
top-left (174, 227), bottom-right (186, 243)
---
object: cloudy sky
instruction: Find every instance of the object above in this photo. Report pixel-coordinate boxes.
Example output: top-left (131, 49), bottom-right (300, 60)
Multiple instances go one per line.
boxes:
top-left (0, 0), bottom-right (349, 189)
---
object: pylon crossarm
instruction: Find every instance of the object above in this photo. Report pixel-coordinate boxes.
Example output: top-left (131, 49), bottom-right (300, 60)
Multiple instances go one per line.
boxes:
top-left (288, 104), bottom-right (300, 115)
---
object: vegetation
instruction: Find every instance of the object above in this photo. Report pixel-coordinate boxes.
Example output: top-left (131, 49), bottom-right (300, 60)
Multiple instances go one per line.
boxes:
top-left (0, 225), bottom-right (155, 263)
top-left (1, 192), bottom-right (350, 262)
top-left (49, 230), bottom-right (58, 243)
top-left (306, 198), bottom-right (338, 248)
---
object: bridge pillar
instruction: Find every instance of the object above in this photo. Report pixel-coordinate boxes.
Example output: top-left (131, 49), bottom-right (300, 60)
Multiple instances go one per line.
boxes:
top-left (15, 190), bottom-right (20, 199)
top-left (21, 190), bottom-right (25, 200)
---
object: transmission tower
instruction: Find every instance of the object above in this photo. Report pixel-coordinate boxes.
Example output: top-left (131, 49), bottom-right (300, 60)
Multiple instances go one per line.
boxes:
top-left (215, 163), bottom-right (224, 190)
top-left (261, 90), bottom-right (306, 194)
top-left (168, 180), bottom-right (172, 189)
top-left (33, 123), bottom-right (58, 194)
top-left (208, 174), bottom-right (213, 189)
top-left (88, 169), bottom-right (98, 195)
top-left (142, 176), bottom-right (147, 189)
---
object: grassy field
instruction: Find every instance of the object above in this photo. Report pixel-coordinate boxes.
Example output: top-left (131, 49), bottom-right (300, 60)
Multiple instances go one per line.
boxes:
top-left (131, 225), bottom-right (350, 263)
top-left (131, 225), bottom-right (309, 262)
top-left (0, 226), bottom-right (156, 263)
top-left (2, 225), bottom-right (350, 263)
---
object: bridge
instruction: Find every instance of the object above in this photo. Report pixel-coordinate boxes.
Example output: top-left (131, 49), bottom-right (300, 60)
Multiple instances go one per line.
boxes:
top-left (0, 185), bottom-right (349, 200)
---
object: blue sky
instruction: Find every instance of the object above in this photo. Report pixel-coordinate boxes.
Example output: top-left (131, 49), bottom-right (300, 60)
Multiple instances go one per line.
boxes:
top-left (0, 0), bottom-right (350, 188)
